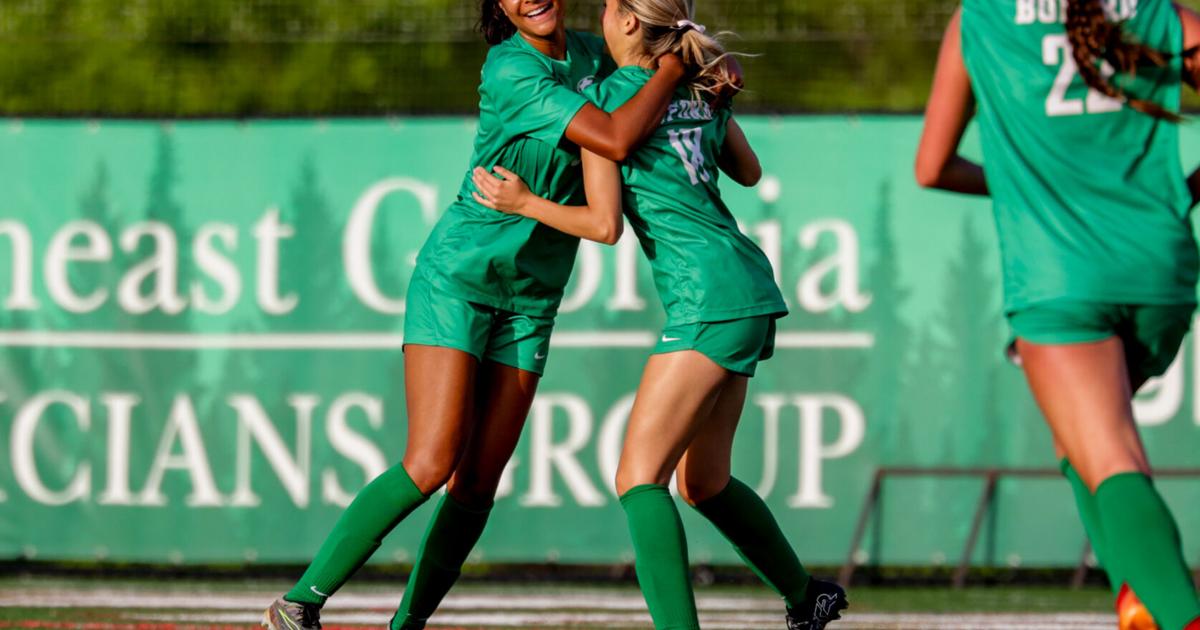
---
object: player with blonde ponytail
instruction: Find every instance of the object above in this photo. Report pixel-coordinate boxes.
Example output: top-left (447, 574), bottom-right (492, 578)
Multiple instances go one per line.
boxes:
top-left (472, 0), bottom-right (848, 627)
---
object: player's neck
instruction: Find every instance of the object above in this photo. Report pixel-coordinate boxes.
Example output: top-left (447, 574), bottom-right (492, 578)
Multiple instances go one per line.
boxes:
top-left (518, 27), bottom-right (568, 59)
top-left (611, 46), bottom-right (654, 71)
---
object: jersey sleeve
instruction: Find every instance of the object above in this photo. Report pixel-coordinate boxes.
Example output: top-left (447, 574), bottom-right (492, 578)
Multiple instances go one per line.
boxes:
top-left (483, 50), bottom-right (589, 146)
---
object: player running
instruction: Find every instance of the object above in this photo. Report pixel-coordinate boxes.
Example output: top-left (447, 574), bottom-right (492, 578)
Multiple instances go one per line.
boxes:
top-left (916, 1), bottom-right (1200, 628)
top-left (262, 1), bottom-right (689, 628)
top-left (471, 0), bottom-right (848, 627)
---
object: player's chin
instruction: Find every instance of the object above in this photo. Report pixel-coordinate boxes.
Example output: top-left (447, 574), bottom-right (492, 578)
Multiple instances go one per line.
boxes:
top-left (516, 0), bottom-right (562, 37)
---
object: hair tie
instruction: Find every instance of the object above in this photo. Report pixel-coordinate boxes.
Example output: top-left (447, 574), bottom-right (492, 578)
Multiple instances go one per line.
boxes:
top-left (674, 19), bottom-right (706, 34)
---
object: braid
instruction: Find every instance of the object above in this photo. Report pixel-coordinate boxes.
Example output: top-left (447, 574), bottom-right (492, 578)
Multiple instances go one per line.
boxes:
top-left (1065, 0), bottom-right (1179, 121)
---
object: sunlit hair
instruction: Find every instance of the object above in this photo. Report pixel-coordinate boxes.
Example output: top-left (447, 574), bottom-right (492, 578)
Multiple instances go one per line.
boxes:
top-left (616, 0), bottom-right (740, 101)
top-left (1065, 0), bottom-right (1179, 121)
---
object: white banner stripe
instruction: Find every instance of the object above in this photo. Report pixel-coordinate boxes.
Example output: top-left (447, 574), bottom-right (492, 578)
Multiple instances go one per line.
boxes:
top-left (0, 330), bottom-right (874, 351)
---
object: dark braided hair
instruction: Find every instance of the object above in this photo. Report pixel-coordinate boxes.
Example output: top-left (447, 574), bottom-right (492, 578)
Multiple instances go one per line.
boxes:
top-left (479, 0), bottom-right (516, 45)
top-left (1065, 0), bottom-right (1179, 121)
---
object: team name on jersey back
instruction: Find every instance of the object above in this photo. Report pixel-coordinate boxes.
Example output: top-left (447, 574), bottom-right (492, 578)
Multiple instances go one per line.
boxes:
top-left (663, 98), bottom-right (714, 124)
top-left (1014, 0), bottom-right (1137, 25)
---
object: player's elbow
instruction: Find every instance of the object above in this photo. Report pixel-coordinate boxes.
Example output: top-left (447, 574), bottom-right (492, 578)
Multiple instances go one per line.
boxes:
top-left (737, 162), bottom-right (762, 187)
top-left (594, 217), bottom-right (623, 245)
top-left (914, 158), bottom-right (942, 189)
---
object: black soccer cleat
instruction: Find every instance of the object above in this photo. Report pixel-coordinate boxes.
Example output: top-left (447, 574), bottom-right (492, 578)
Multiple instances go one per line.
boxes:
top-left (785, 578), bottom-right (848, 630)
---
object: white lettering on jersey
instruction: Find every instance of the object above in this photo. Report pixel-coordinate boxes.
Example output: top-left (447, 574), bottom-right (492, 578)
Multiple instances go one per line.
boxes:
top-left (1015, 0), bottom-right (1135, 25)
top-left (668, 127), bottom-right (710, 186)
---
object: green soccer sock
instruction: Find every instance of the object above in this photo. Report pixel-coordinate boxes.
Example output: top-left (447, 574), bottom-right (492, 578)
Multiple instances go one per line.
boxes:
top-left (1095, 472), bottom-right (1200, 629)
top-left (691, 477), bottom-right (811, 608)
top-left (285, 463), bottom-right (429, 606)
top-left (1061, 459), bottom-right (1121, 596)
top-left (620, 484), bottom-right (700, 630)
top-left (391, 492), bottom-right (493, 630)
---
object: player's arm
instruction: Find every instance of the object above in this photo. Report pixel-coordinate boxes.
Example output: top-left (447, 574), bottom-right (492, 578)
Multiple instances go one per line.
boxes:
top-left (566, 55), bottom-right (685, 162)
top-left (471, 154), bottom-right (624, 245)
top-left (914, 7), bottom-right (989, 196)
top-left (717, 118), bottom-right (762, 187)
top-left (1174, 3), bottom-right (1200, 205)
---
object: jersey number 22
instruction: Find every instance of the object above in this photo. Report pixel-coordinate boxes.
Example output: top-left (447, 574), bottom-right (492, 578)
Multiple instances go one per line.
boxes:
top-left (1042, 34), bottom-right (1122, 117)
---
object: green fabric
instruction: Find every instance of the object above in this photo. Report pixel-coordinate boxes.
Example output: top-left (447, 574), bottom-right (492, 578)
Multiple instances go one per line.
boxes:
top-left (654, 316), bottom-right (777, 377)
top-left (1096, 473), bottom-right (1200, 629)
top-left (1060, 459), bottom-right (1121, 596)
top-left (403, 275), bottom-right (556, 375)
top-left (692, 477), bottom-right (811, 608)
top-left (1007, 301), bottom-right (1195, 380)
top-left (960, 0), bottom-right (1198, 312)
top-left (588, 67), bottom-right (787, 325)
top-left (620, 484), bottom-right (699, 630)
top-left (286, 464), bottom-right (429, 606)
top-left (392, 493), bottom-right (493, 630)
top-left (415, 30), bottom-right (614, 317)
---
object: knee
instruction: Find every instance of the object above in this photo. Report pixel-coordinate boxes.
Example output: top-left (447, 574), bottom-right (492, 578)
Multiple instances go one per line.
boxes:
top-left (446, 469), bottom-right (502, 507)
top-left (615, 460), bottom-right (668, 498)
top-left (676, 475), bottom-right (728, 507)
top-left (402, 451), bottom-right (460, 495)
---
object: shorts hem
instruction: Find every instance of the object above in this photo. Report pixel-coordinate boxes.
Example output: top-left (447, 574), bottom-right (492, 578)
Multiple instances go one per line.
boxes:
top-left (402, 339), bottom-right (484, 362)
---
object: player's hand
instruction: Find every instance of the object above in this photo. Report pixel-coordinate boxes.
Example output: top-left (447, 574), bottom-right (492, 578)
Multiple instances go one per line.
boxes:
top-left (472, 165), bottom-right (531, 215)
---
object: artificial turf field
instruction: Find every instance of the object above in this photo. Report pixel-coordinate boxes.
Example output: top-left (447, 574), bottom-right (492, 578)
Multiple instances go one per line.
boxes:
top-left (0, 577), bottom-right (1121, 629)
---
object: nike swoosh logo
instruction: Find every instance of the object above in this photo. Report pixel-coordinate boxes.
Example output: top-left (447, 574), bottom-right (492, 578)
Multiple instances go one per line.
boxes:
top-left (534, 352), bottom-right (547, 360)
top-left (310, 585), bottom-right (330, 598)
top-left (661, 336), bottom-right (682, 343)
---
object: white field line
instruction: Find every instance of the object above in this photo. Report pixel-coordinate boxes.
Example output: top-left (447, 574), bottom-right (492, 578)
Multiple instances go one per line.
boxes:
top-left (0, 590), bottom-right (776, 611)
top-left (0, 330), bottom-right (874, 350)
top-left (141, 611), bottom-right (1116, 630)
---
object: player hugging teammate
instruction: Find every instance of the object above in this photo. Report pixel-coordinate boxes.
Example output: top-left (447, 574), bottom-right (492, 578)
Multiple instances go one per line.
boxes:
top-left (917, 0), bottom-right (1200, 628)
top-left (472, 0), bottom-right (848, 628)
top-left (262, 0), bottom-right (691, 628)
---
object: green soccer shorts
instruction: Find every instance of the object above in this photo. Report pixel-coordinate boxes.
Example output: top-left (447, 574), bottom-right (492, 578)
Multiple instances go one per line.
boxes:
top-left (403, 276), bottom-right (555, 375)
top-left (1007, 300), bottom-right (1196, 380)
top-left (653, 315), bottom-right (777, 377)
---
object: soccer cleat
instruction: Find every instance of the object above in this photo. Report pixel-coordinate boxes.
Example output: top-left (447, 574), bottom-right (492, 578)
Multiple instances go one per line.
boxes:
top-left (1116, 584), bottom-right (1158, 630)
top-left (786, 578), bottom-right (849, 630)
top-left (262, 597), bottom-right (322, 630)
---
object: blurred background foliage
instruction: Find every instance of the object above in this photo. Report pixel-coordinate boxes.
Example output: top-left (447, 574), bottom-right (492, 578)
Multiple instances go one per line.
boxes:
top-left (2, 0), bottom-right (1196, 116)
top-left (0, 0), bottom-right (958, 116)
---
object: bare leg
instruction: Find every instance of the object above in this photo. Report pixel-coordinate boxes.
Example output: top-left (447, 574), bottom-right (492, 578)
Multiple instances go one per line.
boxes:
top-left (279, 345), bottom-right (478, 611)
top-left (1017, 338), bottom-right (1148, 490)
top-left (1019, 338), bottom-right (1200, 628)
top-left (675, 376), bottom-right (746, 505)
top-left (401, 345), bottom-right (480, 494)
top-left (615, 351), bottom-right (731, 494)
top-left (447, 361), bottom-right (541, 504)
top-left (393, 361), bottom-right (541, 629)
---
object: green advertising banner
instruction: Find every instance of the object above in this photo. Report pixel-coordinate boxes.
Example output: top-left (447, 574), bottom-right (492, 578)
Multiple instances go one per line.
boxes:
top-left (1, 118), bottom-right (1199, 569)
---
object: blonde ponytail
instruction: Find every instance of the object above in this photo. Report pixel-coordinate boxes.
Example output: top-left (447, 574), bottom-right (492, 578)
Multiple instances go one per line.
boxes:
top-left (617, 0), bottom-right (741, 102)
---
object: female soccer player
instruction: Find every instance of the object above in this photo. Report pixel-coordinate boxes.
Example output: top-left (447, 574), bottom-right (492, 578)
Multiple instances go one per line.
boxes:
top-left (915, 1), bottom-right (1200, 628)
top-left (262, 1), bottom-right (691, 628)
top-left (471, 1), bottom-right (848, 627)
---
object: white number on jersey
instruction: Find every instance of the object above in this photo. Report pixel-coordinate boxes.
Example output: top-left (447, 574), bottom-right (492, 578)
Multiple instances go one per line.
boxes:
top-left (1042, 34), bottom-right (1123, 117)
top-left (668, 127), bottom-right (710, 186)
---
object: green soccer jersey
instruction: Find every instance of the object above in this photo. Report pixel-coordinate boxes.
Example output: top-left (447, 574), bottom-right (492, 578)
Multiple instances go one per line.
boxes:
top-left (961, 0), bottom-right (1199, 312)
top-left (414, 30), bottom-right (614, 317)
top-left (590, 67), bottom-right (787, 324)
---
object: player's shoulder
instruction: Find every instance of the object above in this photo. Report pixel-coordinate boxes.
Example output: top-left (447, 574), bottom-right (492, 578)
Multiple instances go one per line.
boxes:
top-left (481, 36), bottom-right (550, 84)
top-left (590, 67), bottom-right (650, 111)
